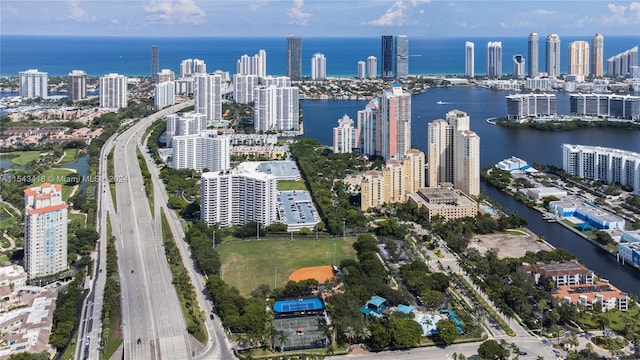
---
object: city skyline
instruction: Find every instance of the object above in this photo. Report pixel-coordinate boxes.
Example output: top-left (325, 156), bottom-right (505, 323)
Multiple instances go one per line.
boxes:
top-left (2, 1), bottom-right (639, 38)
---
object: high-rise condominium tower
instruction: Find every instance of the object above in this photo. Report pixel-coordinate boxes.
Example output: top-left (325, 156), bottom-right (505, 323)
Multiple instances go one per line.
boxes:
top-left (528, 33), bottom-right (539, 77)
top-left (591, 33), bottom-right (604, 77)
top-left (194, 74), bottom-right (223, 122)
top-left (286, 36), bottom-right (302, 80)
top-left (151, 45), bottom-right (159, 81)
top-left (99, 73), bottom-right (127, 109)
top-left (67, 70), bottom-right (87, 101)
top-left (381, 35), bottom-right (394, 78)
top-left (486, 41), bottom-right (502, 78)
top-left (311, 53), bottom-right (326, 80)
top-left (357, 61), bottom-right (366, 79)
top-left (380, 84), bottom-right (411, 161)
top-left (465, 41), bottom-right (475, 77)
top-left (512, 54), bottom-right (526, 79)
top-left (367, 56), bottom-right (378, 78)
top-left (24, 183), bottom-right (68, 278)
top-left (568, 41), bottom-right (590, 76)
top-left (427, 110), bottom-right (480, 196)
top-left (201, 169), bottom-right (278, 227)
top-left (19, 69), bottom-right (48, 99)
top-left (395, 35), bottom-right (409, 78)
top-left (546, 34), bottom-right (561, 77)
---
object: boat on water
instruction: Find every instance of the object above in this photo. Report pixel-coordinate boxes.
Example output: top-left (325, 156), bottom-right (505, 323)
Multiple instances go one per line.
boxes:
top-left (486, 117), bottom-right (497, 124)
top-left (436, 101), bottom-right (448, 105)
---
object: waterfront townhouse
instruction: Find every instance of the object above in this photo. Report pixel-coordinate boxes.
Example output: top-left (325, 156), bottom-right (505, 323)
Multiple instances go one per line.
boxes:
top-left (555, 281), bottom-right (629, 312)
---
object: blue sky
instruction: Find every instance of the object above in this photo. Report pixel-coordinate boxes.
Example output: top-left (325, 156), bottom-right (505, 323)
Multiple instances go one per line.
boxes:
top-left (2, 0), bottom-right (640, 37)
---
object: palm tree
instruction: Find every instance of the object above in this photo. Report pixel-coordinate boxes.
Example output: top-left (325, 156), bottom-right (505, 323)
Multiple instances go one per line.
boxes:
top-left (343, 326), bottom-right (356, 345)
top-left (358, 327), bottom-right (371, 343)
top-left (276, 331), bottom-right (289, 352)
top-left (569, 332), bottom-right (579, 353)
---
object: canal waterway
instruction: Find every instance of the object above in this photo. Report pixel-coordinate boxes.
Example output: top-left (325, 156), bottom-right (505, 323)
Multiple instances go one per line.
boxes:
top-left (301, 86), bottom-right (640, 296)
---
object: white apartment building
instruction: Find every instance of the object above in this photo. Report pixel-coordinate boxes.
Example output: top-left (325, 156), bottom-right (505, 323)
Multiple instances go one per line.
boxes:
top-left (562, 144), bottom-right (640, 194)
top-left (19, 69), bottom-right (48, 99)
top-left (486, 41), bottom-right (502, 78)
top-left (357, 61), bottom-right (366, 79)
top-left (506, 93), bottom-right (557, 120)
top-left (259, 76), bottom-right (291, 87)
top-left (357, 98), bottom-right (380, 157)
top-left (201, 169), bottom-right (278, 227)
top-left (311, 53), bottom-right (327, 80)
top-left (194, 74), bottom-right (223, 122)
top-left (165, 112), bottom-right (208, 147)
top-left (465, 42), bottom-right (474, 77)
top-left (236, 50), bottom-right (266, 77)
top-left (154, 81), bottom-right (175, 109)
top-left (367, 56), bottom-right (378, 78)
top-left (333, 114), bottom-right (357, 153)
top-left (233, 74), bottom-right (259, 104)
top-left (512, 54), bottom-right (526, 79)
top-left (172, 131), bottom-right (230, 172)
top-left (253, 85), bottom-right (299, 132)
top-left (24, 184), bottom-right (68, 279)
top-left (99, 73), bottom-right (127, 109)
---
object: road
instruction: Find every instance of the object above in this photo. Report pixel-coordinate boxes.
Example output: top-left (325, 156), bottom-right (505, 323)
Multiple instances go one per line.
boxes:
top-left (138, 118), bottom-right (236, 360)
top-left (77, 101), bottom-right (200, 360)
top-left (114, 102), bottom-right (195, 359)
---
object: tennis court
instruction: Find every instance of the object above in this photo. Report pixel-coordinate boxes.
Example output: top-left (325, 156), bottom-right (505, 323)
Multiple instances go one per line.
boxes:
top-left (273, 315), bottom-right (328, 351)
top-left (273, 298), bottom-right (324, 314)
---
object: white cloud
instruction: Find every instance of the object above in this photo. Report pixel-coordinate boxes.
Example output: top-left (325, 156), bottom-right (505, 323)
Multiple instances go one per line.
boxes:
top-left (145, 0), bottom-right (206, 25)
top-left (367, 0), bottom-right (429, 27)
top-left (288, 0), bottom-right (312, 25)
top-left (67, 0), bottom-right (96, 22)
top-left (531, 9), bottom-right (555, 16)
top-left (602, 2), bottom-right (640, 24)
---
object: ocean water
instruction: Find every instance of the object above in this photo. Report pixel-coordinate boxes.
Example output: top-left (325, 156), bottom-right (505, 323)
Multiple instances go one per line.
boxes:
top-left (2, 35), bottom-right (638, 77)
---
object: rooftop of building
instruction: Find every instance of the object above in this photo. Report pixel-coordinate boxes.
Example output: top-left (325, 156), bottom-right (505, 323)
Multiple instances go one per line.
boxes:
top-left (551, 196), bottom-right (625, 224)
top-left (409, 187), bottom-right (477, 208)
top-left (537, 261), bottom-right (593, 276)
top-left (554, 280), bottom-right (628, 303)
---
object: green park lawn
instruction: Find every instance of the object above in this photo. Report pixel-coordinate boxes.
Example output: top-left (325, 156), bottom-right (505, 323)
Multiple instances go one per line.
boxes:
top-left (58, 149), bottom-right (79, 164)
top-left (68, 212), bottom-right (87, 228)
top-left (1, 151), bottom-right (42, 166)
top-left (277, 179), bottom-right (308, 191)
top-left (217, 237), bottom-right (357, 296)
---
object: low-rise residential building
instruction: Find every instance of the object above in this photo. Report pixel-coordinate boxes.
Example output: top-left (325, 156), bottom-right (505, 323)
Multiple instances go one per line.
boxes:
top-left (406, 187), bottom-right (478, 221)
top-left (555, 281), bottom-right (629, 312)
top-left (520, 261), bottom-right (594, 286)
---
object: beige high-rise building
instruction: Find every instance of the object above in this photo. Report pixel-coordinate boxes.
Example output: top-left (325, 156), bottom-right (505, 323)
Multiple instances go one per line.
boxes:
top-left (427, 110), bottom-right (480, 196)
top-left (591, 34), bottom-right (604, 77)
top-left (455, 130), bottom-right (480, 196)
top-left (403, 148), bottom-right (425, 194)
top-left (24, 183), bottom-right (68, 279)
top-left (360, 149), bottom-right (425, 211)
top-left (568, 41), bottom-right (590, 76)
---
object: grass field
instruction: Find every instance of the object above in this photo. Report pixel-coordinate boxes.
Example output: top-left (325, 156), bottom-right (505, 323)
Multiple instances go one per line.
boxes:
top-left (277, 179), bottom-right (308, 191)
top-left (0, 203), bottom-right (19, 232)
top-left (1, 151), bottom-right (42, 166)
top-left (69, 212), bottom-right (87, 228)
top-left (217, 237), bottom-right (357, 296)
top-left (58, 149), bottom-right (79, 165)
